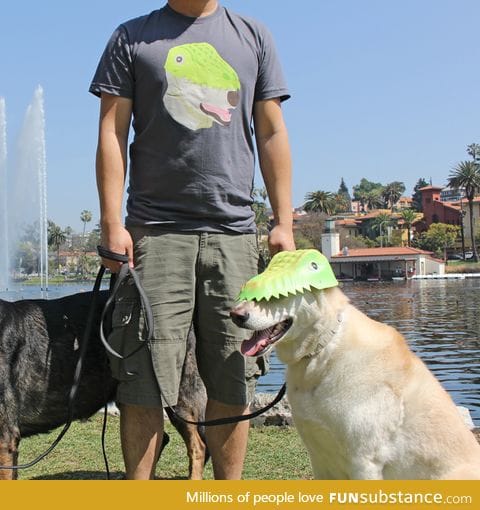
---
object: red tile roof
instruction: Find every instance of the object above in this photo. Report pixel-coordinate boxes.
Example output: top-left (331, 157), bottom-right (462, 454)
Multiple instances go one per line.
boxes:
top-left (418, 185), bottom-right (444, 191)
top-left (332, 246), bottom-right (433, 258)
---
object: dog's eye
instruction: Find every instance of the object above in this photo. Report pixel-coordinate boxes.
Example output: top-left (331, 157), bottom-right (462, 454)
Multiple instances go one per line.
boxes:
top-left (310, 262), bottom-right (318, 270)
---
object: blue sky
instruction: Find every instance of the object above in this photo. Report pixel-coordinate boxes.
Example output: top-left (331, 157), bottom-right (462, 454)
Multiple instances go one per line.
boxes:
top-left (1, 0), bottom-right (479, 231)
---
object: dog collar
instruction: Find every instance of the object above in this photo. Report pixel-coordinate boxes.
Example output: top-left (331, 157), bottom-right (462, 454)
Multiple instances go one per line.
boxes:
top-left (237, 249), bottom-right (338, 302)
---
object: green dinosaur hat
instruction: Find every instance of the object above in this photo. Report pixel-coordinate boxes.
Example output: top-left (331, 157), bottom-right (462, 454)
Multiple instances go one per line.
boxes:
top-left (237, 249), bottom-right (338, 302)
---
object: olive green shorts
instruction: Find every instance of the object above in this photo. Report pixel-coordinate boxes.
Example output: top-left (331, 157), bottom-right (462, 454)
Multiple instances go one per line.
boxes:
top-left (107, 228), bottom-right (266, 407)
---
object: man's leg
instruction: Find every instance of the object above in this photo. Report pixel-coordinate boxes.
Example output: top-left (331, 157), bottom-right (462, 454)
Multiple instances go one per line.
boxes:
top-left (120, 404), bottom-right (165, 480)
top-left (111, 230), bottom-right (198, 479)
top-left (205, 399), bottom-right (250, 479)
top-left (195, 233), bottom-right (261, 480)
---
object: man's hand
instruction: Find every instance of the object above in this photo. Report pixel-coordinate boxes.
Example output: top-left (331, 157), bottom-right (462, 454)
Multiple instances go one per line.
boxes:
top-left (268, 224), bottom-right (296, 256)
top-left (100, 223), bottom-right (134, 273)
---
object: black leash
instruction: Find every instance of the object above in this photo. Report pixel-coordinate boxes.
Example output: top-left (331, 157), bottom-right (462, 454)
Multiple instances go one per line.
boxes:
top-left (98, 246), bottom-right (287, 428)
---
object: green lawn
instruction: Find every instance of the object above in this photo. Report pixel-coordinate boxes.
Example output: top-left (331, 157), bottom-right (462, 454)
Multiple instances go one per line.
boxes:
top-left (17, 414), bottom-right (312, 480)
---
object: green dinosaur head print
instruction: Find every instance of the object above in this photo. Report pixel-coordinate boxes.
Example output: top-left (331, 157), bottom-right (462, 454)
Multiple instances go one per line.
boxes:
top-left (163, 43), bottom-right (241, 130)
top-left (237, 249), bottom-right (339, 302)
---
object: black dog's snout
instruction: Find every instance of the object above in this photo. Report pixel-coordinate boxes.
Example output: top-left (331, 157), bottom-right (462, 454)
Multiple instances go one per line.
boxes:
top-left (230, 308), bottom-right (249, 327)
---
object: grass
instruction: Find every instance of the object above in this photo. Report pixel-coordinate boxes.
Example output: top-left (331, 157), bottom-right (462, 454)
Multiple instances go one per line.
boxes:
top-left (17, 414), bottom-right (312, 480)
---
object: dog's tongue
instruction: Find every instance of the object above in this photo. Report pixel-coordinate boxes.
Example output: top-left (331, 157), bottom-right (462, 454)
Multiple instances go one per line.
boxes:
top-left (241, 329), bottom-right (272, 357)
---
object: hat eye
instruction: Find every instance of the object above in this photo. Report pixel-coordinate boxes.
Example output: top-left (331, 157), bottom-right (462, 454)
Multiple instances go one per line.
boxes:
top-left (310, 262), bottom-right (318, 270)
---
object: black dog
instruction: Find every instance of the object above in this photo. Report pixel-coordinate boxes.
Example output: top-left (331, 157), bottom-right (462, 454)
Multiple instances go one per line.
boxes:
top-left (0, 290), bottom-right (208, 480)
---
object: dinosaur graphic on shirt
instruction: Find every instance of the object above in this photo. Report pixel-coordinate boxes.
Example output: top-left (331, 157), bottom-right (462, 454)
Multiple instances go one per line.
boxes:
top-left (164, 42), bottom-right (240, 130)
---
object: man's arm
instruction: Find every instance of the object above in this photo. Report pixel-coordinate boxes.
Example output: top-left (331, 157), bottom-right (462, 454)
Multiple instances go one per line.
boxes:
top-left (95, 93), bottom-right (133, 272)
top-left (253, 98), bottom-right (296, 255)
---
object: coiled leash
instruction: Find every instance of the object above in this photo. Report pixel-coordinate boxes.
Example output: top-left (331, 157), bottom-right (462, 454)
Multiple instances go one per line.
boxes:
top-left (98, 246), bottom-right (287, 428)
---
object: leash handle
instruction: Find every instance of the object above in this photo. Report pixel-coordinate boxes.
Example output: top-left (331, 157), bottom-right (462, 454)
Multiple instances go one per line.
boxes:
top-left (97, 245), bottom-right (129, 264)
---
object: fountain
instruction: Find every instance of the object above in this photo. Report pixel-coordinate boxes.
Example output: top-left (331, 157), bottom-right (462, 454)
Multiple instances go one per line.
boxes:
top-left (0, 98), bottom-right (7, 290)
top-left (0, 86), bottom-right (48, 292)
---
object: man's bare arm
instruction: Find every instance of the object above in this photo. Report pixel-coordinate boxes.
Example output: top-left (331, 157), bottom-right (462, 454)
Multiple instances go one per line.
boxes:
top-left (95, 93), bottom-right (133, 271)
top-left (253, 98), bottom-right (295, 255)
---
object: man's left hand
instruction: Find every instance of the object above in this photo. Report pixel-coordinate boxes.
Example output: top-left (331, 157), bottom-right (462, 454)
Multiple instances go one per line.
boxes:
top-left (268, 224), bottom-right (296, 255)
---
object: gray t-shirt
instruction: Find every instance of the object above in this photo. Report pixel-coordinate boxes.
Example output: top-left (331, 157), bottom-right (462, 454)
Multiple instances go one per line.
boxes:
top-left (89, 4), bottom-right (289, 233)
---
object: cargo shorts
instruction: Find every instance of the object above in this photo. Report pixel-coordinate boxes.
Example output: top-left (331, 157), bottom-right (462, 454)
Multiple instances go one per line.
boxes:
top-left (107, 227), bottom-right (266, 407)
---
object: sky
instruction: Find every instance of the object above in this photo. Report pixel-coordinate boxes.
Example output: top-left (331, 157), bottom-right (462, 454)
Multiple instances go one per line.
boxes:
top-left (1, 0), bottom-right (479, 232)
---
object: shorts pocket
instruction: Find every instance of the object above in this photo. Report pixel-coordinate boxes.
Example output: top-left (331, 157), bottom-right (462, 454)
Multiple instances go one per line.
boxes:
top-left (107, 299), bottom-right (143, 382)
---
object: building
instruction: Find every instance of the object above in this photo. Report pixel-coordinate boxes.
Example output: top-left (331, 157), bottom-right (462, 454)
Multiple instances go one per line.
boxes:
top-left (440, 186), bottom-right (465, 203)
top-left (419, 185), bottom-right (461, 228)
top-left (321, 219), bottom-right (444, 279)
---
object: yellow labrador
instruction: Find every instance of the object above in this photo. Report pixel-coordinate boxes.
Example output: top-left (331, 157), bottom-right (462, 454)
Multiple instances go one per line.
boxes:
top-left (232, 285), bottom-right (480, 479)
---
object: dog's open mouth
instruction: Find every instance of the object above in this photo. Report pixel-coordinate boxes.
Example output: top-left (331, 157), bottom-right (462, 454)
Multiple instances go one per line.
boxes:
top-left (240, 318), bottom-right (292, 357)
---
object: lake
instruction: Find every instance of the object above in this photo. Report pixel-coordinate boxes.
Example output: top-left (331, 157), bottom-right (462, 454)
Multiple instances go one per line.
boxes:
top-left (257, 278), bottom-right (480, 426)
top-left (2, 278), bottom-right (479, 425)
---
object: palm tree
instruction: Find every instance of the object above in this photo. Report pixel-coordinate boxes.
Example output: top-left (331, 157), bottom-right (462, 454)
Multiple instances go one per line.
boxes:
top-left (382, 181), bottom-right (405, 211)
top-left (304, 190), bottom-right (336, 215)
top-left (252, 187), bottom-right (270, 253)
top-left (80, 210), bottom-right (93, 242)
top-left (48, 223), bottom-right (66, 272)
top-left (79, 210), bottom-right (93, 276)
top-left (400, 209), bottom-right (417, 247)
top-left (332, 193), bottom-right (350, 213)
top-left (371, 213), bottom-right (394, 247)
top-left (448, 161), bottom-right (480, 262)
top-left (364, 189), bottom-right (384, 211)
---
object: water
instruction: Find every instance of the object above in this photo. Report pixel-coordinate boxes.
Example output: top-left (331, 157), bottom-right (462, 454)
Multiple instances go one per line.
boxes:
top-left (0, 87), bottom-right (48, 291)
top-left (257, 279), bottom-right (480, 426)
top-left (1, 279), bottom-right (479, 425)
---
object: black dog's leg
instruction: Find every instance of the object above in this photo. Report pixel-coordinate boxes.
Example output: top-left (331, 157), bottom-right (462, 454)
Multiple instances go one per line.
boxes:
top-left (164, 408), bottom-right (208, 480)
top-left (164, 329), bottom-right (209, 479)
top-left (0, 429), bottom-right (20, 480)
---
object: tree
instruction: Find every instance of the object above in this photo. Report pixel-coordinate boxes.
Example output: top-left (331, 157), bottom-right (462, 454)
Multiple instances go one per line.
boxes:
top-left (416, 223), bottom-right (459, 260)
top-left (352, 178), bottom-right (384, 211)
top-left (332, 193), bottom-right (350, 213)
top-left (371, 213), bottom-right (395, 247)
top-left (467, 143), bottom-right (480, 162)
top-left (448, 161), bottom-right (480, 262)
top-left (337, 178), bottom-right (352, 212)
top-left (294, 212), bottom-right (326, 249)
top-left (411, 178), bottom-right (429, 212)
top-left (48, 221), bottom-right (66, 272)
top-left (251, 187), bottom-right (270, 257)
top-left (364, 189), bottom-right (384, 211)
top-left (400, 209), bottom-right (417, 247)
top-left (79, 210), bottom-right (93, 276)
top-left (382, 181), bottom-right (405, 211)
top-left (80, 210), bottom-right (93, 241)
top-left (304, 190), bottom-right (336, 215)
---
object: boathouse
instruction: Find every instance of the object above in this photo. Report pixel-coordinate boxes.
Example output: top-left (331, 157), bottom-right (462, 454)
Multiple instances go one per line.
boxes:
top-left (321, 219), bottom-right (445, 280)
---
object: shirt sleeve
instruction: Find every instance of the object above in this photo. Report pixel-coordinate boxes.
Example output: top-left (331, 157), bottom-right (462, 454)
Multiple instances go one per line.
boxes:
top-left (254, 25), bottom-right (290, 103)
top-left (89, 25), bottom-right (135, 99)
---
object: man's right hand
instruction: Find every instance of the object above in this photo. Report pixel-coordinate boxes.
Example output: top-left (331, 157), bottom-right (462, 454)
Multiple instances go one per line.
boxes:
top-left (100, 223), bottom-right (134, 273)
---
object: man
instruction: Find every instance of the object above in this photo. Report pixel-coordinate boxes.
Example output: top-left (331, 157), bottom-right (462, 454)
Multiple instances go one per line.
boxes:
top-left (90, 0), bottom-right (295, 480)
